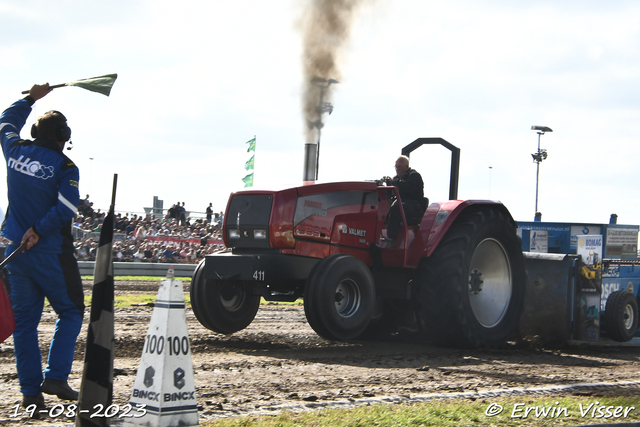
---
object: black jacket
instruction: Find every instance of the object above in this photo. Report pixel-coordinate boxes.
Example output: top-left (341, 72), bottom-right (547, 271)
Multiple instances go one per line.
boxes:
top-left (391, 168), bottom-right (424, 202)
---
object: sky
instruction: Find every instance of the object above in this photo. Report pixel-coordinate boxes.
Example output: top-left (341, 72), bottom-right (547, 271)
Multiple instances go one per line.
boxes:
top-left (1, 0), bottom-right (639, 231)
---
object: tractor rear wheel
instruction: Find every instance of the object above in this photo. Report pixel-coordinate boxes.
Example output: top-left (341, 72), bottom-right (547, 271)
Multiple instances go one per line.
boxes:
top-left (304, 254), bottom-right (376, 341)
top-left (417, 207), bottom-right (525, 348)
top-left (190, 259), bottom-right (261, 334)
top-left (604, 290), bottom-right (638, 342)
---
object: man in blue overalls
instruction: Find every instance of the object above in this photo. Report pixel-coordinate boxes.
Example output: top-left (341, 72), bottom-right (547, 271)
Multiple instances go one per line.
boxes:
top-left (0, 83), bottom-right (84, 412)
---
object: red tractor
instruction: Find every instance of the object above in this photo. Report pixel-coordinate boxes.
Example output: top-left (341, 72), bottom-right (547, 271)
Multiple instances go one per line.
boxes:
top-left (191, 138), bottom-right (526, 348)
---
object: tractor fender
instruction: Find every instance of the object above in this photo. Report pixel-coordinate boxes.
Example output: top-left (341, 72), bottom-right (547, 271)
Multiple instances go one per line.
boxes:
top-left (406, 200), bottom-right (516, 267)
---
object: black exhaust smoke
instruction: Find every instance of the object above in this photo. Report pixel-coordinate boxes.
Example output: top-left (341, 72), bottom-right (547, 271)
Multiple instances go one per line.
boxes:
top-left (300, 0), bottom-right (370, 183)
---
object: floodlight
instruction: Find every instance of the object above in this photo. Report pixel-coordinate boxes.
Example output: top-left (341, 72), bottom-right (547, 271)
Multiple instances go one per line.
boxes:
top-left (531, 125), bottom-right (553, 133)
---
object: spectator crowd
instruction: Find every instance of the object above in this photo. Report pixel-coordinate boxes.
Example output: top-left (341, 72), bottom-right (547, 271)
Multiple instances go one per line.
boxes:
top-left (74, 196), bottom-right (225, 264)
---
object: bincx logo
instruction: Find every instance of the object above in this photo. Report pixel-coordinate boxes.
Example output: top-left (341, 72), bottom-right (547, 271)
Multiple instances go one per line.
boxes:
top-left (144, 366), bottom-right (155, 388)
top-left (7, 156), bottom-right (54, 179)
top-left (174, 367), bottom-right (186, 389)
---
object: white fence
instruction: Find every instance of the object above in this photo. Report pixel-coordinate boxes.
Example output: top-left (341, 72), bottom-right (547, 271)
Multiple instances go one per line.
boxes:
top-left (78, 261), bottom-right (197, 278)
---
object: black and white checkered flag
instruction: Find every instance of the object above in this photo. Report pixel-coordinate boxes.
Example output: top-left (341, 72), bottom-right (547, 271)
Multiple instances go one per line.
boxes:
top-left (76, 175), bottom-right (117, 427)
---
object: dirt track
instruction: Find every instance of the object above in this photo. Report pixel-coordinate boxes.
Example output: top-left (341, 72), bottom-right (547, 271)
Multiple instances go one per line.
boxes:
top-left (0, 280), bottom-right (639, 425)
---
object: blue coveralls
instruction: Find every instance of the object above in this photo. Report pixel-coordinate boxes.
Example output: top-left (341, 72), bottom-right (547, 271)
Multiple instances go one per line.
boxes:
top-left (0, 97), bottom-right (84, 396)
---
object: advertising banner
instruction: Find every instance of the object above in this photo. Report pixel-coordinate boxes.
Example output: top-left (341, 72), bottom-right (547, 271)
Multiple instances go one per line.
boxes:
top-left (576, 234), bottom-right (603, 265)
top-left (529, 230), bottom-right (548, 253)
top-left (605, 227), bottom-right (639, 259)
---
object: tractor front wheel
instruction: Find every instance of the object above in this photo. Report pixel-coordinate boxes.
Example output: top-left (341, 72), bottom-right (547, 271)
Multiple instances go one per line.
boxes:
top-left (304, 254), bottom-right (376, 341)
top-left (190, 259), bottom-right (261, 334)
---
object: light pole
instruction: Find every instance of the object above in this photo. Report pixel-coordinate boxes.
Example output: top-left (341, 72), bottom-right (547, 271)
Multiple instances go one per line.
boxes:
top-left (531, 125), bottom-right (552, 217)
top-left (488, 166), bottom-right (493, 199)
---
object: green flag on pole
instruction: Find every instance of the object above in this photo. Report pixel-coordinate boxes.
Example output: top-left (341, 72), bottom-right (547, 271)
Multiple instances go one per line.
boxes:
top-left (21, 73), bottom-right (118, 97)
top-left (244, 155), bottom-right (255, 170)
top-left (242, 173), bottom-right (254, 187)
top-left (246, 137), bottom-right (256, 152)
top-left (66, 74), bottom-right (118, 96)
top-left (243, 137), bottom-right (256, 187)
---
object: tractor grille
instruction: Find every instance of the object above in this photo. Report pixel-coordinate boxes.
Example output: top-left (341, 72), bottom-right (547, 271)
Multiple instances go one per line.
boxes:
top-left (225, 194), bottom-right (273, 248)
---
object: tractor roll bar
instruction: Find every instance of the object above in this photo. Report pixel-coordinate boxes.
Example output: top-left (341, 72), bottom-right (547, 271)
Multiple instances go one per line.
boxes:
top-left (401, 138), bottom-right (460, 200)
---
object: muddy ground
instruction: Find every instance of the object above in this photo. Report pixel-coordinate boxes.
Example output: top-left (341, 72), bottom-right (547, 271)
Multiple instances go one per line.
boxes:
top-left (0, 280), bottom-right (639, 426)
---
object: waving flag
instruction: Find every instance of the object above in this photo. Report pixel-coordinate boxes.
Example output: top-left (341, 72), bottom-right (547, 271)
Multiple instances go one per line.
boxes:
top-left (76, 175), bottom-right (117, 427)
top-left (66, 74), bottom-right (118, 96)
top-left (246, 137), bottom-right (256, 152)
top-left (244, 155), bottom-right (255, 170)
top-left (242, 173), bottom-right (254, 187)
top-left (242, 136), bottom-right (256, 187)
top-left (22, 74), bottom-right (118, 97)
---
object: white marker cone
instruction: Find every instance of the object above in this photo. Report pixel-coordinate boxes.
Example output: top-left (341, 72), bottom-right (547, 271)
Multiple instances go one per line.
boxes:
top-left (123, 277), bottom-right (198, 427)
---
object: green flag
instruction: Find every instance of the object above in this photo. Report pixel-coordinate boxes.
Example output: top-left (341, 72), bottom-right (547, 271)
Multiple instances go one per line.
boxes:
top-left (244, 155), bottom-right (255, 170)
top-left (21, 73), bottom-right (118, 97)
top-left (242, 173), bottom-right (254, 187)
top-left (246, 137), bottom-right (256, 152)
top-left (66, 74), bottom-right (118, 96)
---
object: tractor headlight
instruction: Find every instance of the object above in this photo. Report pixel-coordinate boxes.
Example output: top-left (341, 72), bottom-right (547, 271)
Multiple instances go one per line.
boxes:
top-left (254, 229), bottom-right (267, 239)
top-left (228, 229), bottom-right (241, 239)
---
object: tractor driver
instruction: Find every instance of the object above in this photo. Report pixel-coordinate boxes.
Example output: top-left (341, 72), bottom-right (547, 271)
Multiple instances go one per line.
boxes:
top-left (383, 155), bottom-right (425, 241)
